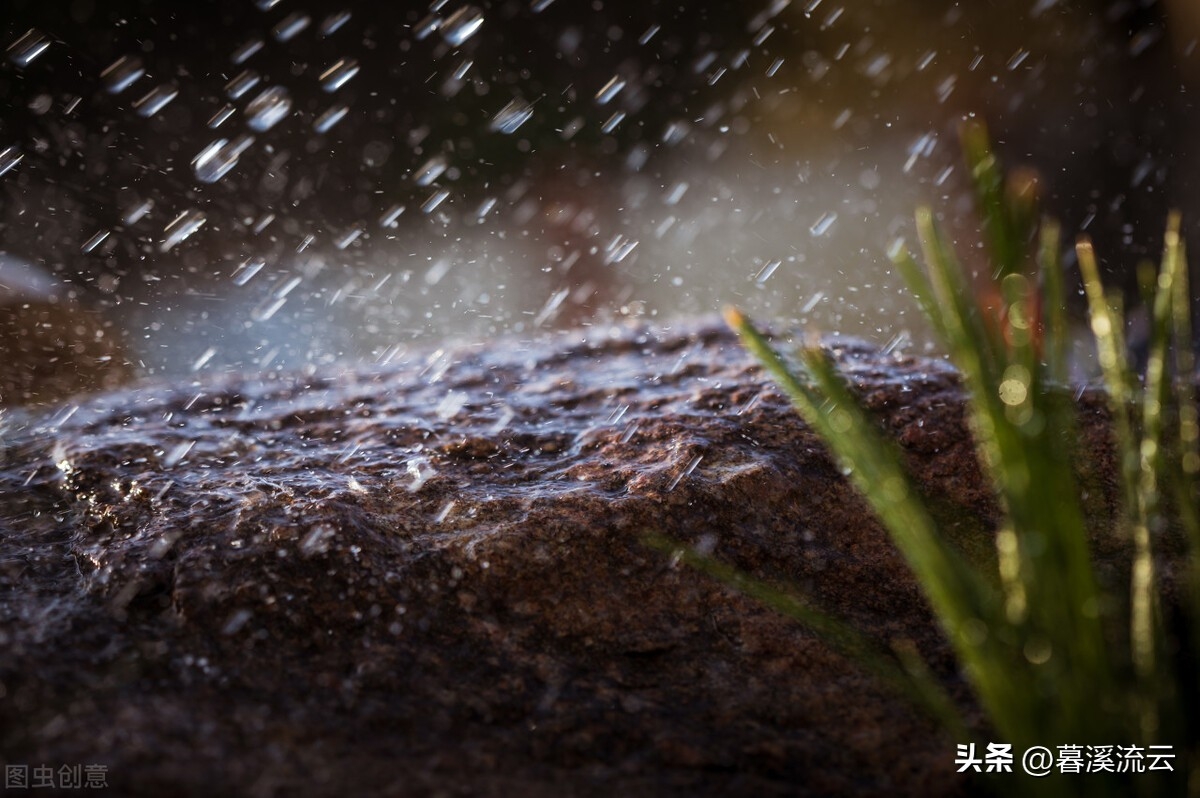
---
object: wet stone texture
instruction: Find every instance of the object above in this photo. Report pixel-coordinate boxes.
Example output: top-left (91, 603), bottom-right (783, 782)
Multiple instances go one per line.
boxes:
top-left (0, 319), bottom-right (1123, 796)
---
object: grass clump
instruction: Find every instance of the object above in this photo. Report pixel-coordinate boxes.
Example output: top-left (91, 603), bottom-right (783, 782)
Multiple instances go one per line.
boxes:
top-left (686, 124), bottom-right (1199, 795)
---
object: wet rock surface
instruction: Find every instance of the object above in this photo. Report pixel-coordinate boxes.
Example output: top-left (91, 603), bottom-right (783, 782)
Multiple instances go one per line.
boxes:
top-left (0, 319), bottom-right (1123, 796)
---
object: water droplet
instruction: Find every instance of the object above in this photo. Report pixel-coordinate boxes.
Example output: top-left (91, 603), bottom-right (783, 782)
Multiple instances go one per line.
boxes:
top-left (0, 147), bottom-right (24, 178)
top-left (378, 204), bottom-right (405, 228)
top-left (81, 230), bottom-right (110, 254)
top-left (421, 188), bottom-right (450, 214)
top-left (313, 104), bottom-right (348, 133)
top-left (133, 84), bottom-right (179, 118)
top-left (225, 69), bottom-right (261, 99)
top-left (192, 135), bottom-right (255, 184)
top-left (122, 199), bottom-right (153, 226)
top-left (475, 197), bottom-right (496, 221)
top-left (163, 440), bottom-right (196, 468)
top-left (208, 104), bottom-right (236, 128)
top-left (489, 99), bottom-right (534, 134)
top-left (232, 258), bottom-right (265, 286)
top-left (335, 227), bottom-right (363, 250)
top-left (663, 182), bottom-right (689, 206)
top-left (667, 455), bottom-right (703, 491)
top-left (406, 457), bottom-right (437, 492)
top-left (435, 391), bottom-right (468, 419)
top-left (441, 5), bottom-right (484, 46)
top-left (531, 0), bottom-right (556, 11)
top-left (414, 155), bottom-right (448, 186)
top-left (810, 212), bottom-right (837, 237)
top-left (414, 13), bottom-right (441, 41)
top-left (754, 259), bottom-right (782, 284)
top-left (160, 210), bottom-right (207, 252)
top-left (192, 347), bottom-right (217, 371)
top-left (7, 29), bottom-right (50, 68)
top-left (595, 75), bottom-right (626, 105)
top-left (638, 24), bottom-right (660, 44)
top-left (600, 111), bottom-right (626, 134)
top-left (272, 12), bottom-right (310, 42)
top-left (231, 38), bottom-right (264, 64)
top-left (320, 11), bottom-right (352, 36)
top-left (255, 0), bottom-right (282, 9)
top-left (101, 55), bottom-right (145, 94)
top-left (319, 58), bottom-right (359, 92)
top-left (245, 86), bottom-right (292, 132)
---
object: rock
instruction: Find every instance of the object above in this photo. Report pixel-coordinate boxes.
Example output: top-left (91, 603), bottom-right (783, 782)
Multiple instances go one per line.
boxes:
top-left (0, 319), bottom-right (1122, 797)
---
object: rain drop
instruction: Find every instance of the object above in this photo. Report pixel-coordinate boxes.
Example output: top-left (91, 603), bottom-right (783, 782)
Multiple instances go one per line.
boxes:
top-left (133, 84), bottom-right (179, 118)
top-left (489, 99), bottom-right (534, 134)
top-left (272, 12), bottom-right (311, 42)
top-left (320, 11), bottom-right (352, 36)
top-left (6, 29), bottom-right (50, 68)
top-left (231, 38), bottom-right (264, 65)
top-left (0, 147), bottom-right (24, 178)
top-left (231, 258), bottom-right (265, 286)
top-left (414, 155), bottom-right (448, 186)
top-left (441, 6), bottom-right (484, 46)
top-left (192, 135), bottom-right (255, 184)
top-left (101, 55), bottom-right (145, 94)
top-left (319, 59), bottom-right (359, 92)
top-left (595, 75), bottom-right (626, 105)
top-left (160, 210), bottom-right (207, 252)
top-left (225, 70), bottom-right (261, 100)
top-left (313, 104), bottom-right (349, 133)
top-left (810, 212), bottom-right (837, 237)
top-left (245, 86), bottom-right (292, 132)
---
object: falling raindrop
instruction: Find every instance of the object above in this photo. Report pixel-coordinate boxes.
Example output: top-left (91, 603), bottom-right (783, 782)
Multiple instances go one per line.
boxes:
top-left (379, 204), bottom-right (405, 228)
top-left (335, 227), bottom-right (363, 250)
top-left (600, 111), bottom-right (626, 134)
top-left (245, 86), bottom-right (292, 132)
top-left (754, 259), bottom-right (782, 284)
top-left (225, 70), bottom-right (261, 100)
top-left (192, 135), bottom-right (255, 184)
top-left (81, 230), bottom-right (111, 254)
top-left (231, 258), bottom-right (265, 286)
top-left (421, 189), bottom-right (451, 213)
top-left (192, 347), bottom-right (217, 371)
top-left (320, 11), bottom-right (352, 36)
top-left (319, 59), bottom-right (359, 92)
top-left (441, 6), bottom-right (484, 47)
top-left (133, 84), bottom-right (179, 118)
top-left (273, 12), bottom-right (311, 42)
top-left (490, 99), bottom-right (534, 134)
top-left (414, 155), bottom-right (448, 186)
top-left (0, 147), bottom-right (23, 178)
top-left (595, 75), bottom-right (626, 105)
top-left (531, 0), bottom-right (556, 11)
top-left (406, 458), bottom-right (437, 492)
top-left (122, 199), bottom-right (153, 226)
top-left (160, 210), bottom-right (207, 252)
top-left (313, 104), bottom-right (349, 133)
top-left (6, 29), bottom-right (50, 68)
top-left (208, 104), bottom-right (236, 128)
top-left (810, 212), bottom-right (837, 236)
top-left (231, 38), bottom-right (264, 64)
top-left (101, 55), bottom-right (145, 94)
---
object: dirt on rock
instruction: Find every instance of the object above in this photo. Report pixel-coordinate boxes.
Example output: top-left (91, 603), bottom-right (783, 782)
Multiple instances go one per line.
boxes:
top-left (0, 319), bottom-right (1123, 796)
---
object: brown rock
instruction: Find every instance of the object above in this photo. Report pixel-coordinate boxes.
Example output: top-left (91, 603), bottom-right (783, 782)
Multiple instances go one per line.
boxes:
top-left (0, 319), bottom-right (1122, 796)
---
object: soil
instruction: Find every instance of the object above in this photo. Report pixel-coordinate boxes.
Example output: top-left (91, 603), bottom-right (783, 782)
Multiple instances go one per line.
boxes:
top-left (0, 318), bottom-right (1124, 796)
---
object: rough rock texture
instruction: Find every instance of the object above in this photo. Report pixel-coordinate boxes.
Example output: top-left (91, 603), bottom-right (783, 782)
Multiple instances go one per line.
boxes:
top-left (0, 319), bottom-right (1122, 796)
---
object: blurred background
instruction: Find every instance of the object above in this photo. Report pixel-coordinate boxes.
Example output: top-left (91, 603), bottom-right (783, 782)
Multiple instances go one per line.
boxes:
top-left (1, 0), bottom-right (1198, 406)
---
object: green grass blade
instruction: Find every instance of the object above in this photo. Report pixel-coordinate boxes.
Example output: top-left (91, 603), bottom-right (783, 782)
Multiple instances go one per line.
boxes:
top-left (644, 534), bottom-right (968, 739)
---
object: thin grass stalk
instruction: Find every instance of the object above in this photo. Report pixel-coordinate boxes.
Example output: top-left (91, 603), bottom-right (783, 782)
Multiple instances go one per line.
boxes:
top-left (644, 534), bottom-right (968, 739)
